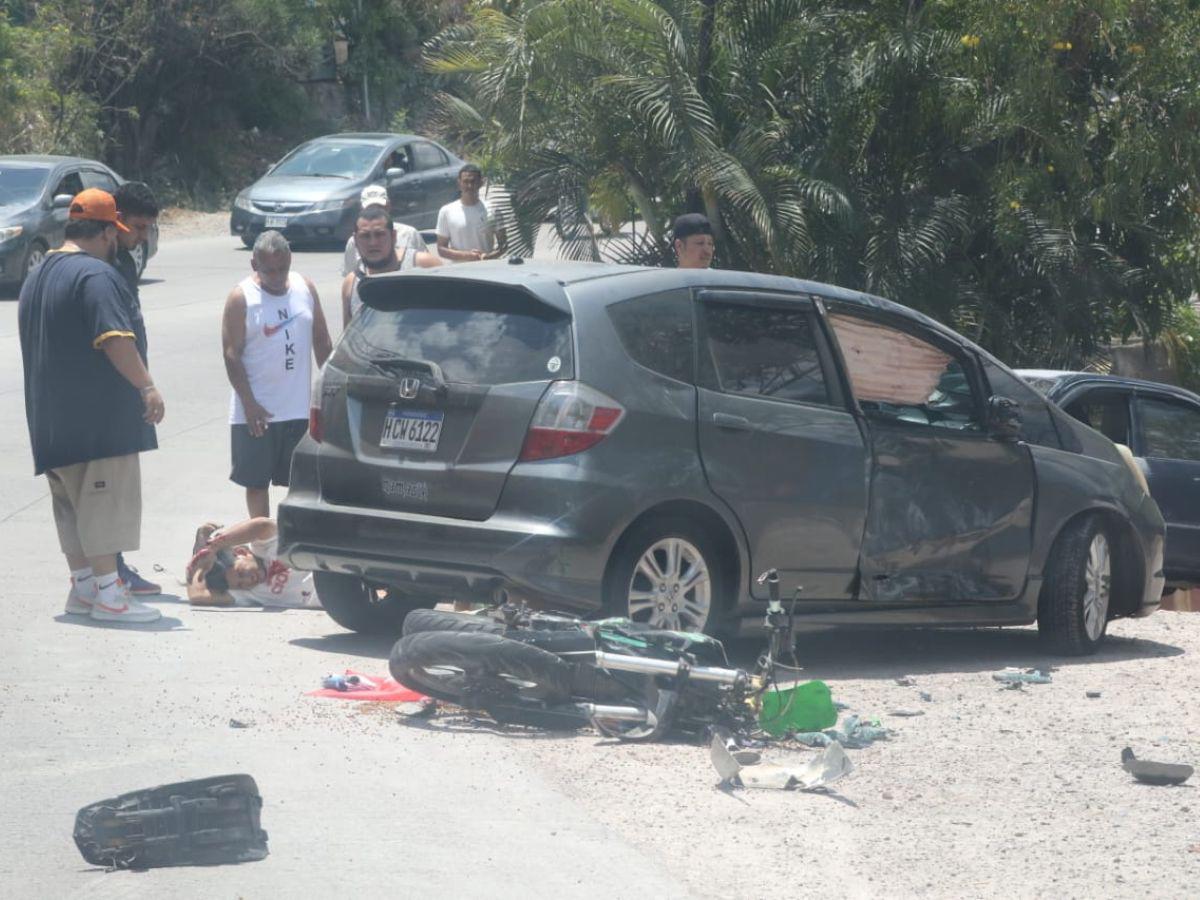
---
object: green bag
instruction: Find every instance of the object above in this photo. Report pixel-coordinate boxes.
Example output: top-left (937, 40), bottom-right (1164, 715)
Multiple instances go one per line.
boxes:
top-left (758, 680), bottom-right (838, 737)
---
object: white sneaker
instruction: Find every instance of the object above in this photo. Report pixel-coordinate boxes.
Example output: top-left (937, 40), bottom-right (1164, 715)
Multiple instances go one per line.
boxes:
top-left (65, 579), bottom-right (97, 615)
top-left (90, 595), bottom-right (161, 624)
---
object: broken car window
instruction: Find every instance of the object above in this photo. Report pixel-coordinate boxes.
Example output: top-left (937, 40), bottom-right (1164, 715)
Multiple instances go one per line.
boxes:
top-left (702, 302), bottom-right (829, 405)
top-left (828, 313), bottom-right (978, 430)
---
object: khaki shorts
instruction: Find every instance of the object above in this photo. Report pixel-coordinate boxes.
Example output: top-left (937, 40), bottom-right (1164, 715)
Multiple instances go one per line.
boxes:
top-left (46, 454), bottom-right (142, 559)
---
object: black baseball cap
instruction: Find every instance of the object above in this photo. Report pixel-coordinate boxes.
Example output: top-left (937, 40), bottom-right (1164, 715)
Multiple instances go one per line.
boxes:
top-left (672, 213), bottom-right (712, 241)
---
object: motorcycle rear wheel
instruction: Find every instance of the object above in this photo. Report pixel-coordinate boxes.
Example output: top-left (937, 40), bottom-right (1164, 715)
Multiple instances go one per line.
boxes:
top-left (390, 631), bottom-right (575, 709)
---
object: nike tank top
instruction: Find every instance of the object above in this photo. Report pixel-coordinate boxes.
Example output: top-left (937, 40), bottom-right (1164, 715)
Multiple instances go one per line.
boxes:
top-left (229, 272), bottom-right (315, 425)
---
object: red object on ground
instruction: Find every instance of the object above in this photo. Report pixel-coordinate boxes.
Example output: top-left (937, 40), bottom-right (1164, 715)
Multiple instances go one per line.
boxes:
top-left (306, 669), bottom-right (427, 702)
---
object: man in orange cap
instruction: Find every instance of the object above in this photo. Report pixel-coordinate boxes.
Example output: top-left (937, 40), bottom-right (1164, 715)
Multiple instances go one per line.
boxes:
top-left (17, 188), bottom-right (166, 624)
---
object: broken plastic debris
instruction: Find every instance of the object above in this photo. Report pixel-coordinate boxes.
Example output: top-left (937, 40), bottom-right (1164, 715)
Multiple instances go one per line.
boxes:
top-left (228, 718), bottom-right (253, 729)
top-left (758, 680), bottom-right (838, 737)
top-left (711, 733), bottom-right (853, 791)
top-left (919, 691), bottom-right (933, 702)
top-left (888, 708), bottom-right (925, 718)
top-left (1121, 748), bottom-right (1194, 786)
top-left (895, 676), bottom-right (917, 687)
top-left (792, 714), bottom-right (892, 749)
top-left (992, 669), bottom-right (1052, 685)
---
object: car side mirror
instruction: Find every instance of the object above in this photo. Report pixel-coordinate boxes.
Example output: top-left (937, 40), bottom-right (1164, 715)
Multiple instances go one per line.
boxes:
top-left (987, 395), bottom-right (1022, 442)
top-left (52, 194), bottom-right (73, 209)
top-left (386, 166), bottom-right (406, 182)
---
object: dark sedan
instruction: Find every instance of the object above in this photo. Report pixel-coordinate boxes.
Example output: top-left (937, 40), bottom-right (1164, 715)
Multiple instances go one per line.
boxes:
top-left (0, 155), bottom-right (158, 286)
top-left (229, 132), bottom-right (465, 247)
top-left (1019, 370), bottom-right (1200, 588)
top-left (279, 263), bottom-right (1164, 655)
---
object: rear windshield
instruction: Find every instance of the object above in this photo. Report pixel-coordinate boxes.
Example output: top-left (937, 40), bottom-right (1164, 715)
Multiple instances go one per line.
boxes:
top-left (342, 295), bottom-right (573, 386)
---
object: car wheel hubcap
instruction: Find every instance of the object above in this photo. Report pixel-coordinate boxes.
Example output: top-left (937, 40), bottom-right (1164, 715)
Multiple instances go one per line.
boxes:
top-left (627, 538), bottom-right (711, 631)
top-left (1083, 533), bottom-right (1111, 642)
top-left (25, 246), bottom-right (45, 274)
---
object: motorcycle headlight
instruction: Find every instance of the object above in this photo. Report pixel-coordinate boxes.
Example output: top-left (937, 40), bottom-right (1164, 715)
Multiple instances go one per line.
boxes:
top-left (233, 193), bottom-right (254, 212)
top-left (0, 225), bottom-right (24, 243)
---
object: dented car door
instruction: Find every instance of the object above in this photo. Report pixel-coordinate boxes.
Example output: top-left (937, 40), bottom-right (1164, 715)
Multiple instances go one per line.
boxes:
top-left (824, 308), bottom-right (1036, 604)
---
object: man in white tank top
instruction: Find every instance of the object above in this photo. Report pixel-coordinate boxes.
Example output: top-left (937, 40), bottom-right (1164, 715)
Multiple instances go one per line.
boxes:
top-left (340, 206), bottom-right (441, 329)
top-left (221, 231), bottom-right (333, 518)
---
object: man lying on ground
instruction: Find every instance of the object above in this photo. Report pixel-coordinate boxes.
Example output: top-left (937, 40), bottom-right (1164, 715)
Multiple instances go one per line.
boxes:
top-left (186, 517), bottom-right (320, 609)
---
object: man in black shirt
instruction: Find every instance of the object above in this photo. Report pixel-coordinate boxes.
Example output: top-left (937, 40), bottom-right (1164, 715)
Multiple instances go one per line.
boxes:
top-left (112, 181), bottom-right (162, 596)
top-left (18, 188), bottom-right (166, 624)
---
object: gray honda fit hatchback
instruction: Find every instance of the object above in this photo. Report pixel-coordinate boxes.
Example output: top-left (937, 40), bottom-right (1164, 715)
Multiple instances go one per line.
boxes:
top-left (278, 261), bottom-right (1165, 655)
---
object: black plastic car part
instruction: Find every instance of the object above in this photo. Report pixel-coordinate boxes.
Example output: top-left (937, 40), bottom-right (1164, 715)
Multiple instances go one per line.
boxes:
top-left (73, 774), bottom-right (269, 870)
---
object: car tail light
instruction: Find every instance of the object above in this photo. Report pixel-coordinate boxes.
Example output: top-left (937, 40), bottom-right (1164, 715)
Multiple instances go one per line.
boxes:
top-left (308, 406), bottom-right (323, 443)
top-left (519, 382), bottom-right (625, 462)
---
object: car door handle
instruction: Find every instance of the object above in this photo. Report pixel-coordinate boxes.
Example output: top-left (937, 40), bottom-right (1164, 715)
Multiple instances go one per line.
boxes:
top-left (713, 412), bottom-right (751, 431)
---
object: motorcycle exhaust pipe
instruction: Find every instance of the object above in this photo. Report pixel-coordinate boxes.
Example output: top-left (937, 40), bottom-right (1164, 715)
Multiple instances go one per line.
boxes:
top-left (593, 650), bottom-right (746, 687)
top-left (576, 703), bottom-right (654, 723)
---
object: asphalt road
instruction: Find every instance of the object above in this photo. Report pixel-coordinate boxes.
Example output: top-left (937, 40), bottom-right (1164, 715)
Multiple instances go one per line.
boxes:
top-left (0, 233), bottom-right (691, 898)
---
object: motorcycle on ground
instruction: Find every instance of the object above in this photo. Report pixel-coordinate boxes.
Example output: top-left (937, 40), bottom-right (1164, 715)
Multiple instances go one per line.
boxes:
top-left (389, 570), bottom-right (804, 741)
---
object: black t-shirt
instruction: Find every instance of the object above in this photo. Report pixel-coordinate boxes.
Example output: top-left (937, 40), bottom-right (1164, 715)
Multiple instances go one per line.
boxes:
top-left (18, 251), bottom-right (157, 474)
top-left (114, 248), bottom-right (139, 296)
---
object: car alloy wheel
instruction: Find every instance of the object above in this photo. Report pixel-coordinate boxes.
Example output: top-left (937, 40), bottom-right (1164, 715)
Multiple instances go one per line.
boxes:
top-left (1083, 532), bottom-right (1111, 642)
top-left (626, 537), bottom-right (712, 631)
top-left (23, 243), bottom-right (46, 280)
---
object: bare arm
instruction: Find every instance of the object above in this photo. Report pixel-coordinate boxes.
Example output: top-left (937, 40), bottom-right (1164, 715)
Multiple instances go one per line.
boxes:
top-left (305, 276), bottom-right (332, 367)
top-left (222, 286), bottom-right (272, 436)
top-left (100, 336), bottom-right (164, 424)
top-left (209, 517), bottom-right (278, 549)
top-left (414, 251), bottom-right (442, 268)
top-left (436, 234), bottom-right (482, 262)
top-left (341, 272), bottom-right (355, 331)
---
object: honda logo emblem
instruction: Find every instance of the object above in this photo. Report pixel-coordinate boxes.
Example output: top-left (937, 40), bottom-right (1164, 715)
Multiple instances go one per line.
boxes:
top-left (398, 377), bottom-right (421, 400)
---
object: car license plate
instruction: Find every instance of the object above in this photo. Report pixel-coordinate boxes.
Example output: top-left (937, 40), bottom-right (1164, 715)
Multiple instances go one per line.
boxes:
top-left (380, 408), bottom-right (443, 452)
top-left (264, 215), bottom-right (287, 228)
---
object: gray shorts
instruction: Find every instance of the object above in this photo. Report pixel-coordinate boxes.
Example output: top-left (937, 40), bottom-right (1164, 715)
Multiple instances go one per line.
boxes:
top-left (229, 419), bottom-right (307, 489)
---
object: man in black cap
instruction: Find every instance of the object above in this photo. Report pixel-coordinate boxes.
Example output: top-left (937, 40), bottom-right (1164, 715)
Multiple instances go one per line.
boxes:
top-left (672, 213), bottom-right (715, 269)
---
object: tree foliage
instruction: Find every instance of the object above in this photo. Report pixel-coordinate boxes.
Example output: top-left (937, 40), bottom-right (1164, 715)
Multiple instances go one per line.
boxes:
top-left (429, 0), bottom-right (1200, 365)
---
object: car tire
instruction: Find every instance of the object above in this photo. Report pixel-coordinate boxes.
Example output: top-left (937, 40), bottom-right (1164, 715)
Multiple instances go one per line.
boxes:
top-left (21, 240), bottom-right (48, 284)
top-left (401, 608), bottom-right (504, 637)
top-left (241, 234), bottom-right (256, 249)
top-left (313, 572), bottom-right (433, 635)
top-left (603, 516), bottom-right (726, 635)
top-left (389, 630), bottom-right (574, 706)
top-left (1037, 515), bottom-right (1112, 655)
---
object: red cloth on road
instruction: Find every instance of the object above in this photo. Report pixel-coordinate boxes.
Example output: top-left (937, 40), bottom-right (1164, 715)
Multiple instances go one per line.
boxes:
top-left (306, 669), bottom-right (426, 702)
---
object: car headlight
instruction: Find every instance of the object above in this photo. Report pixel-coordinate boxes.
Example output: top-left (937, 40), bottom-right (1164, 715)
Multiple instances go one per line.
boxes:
top-left (233, 193), bottom-right (254, 212)
top-left (0, 225), bottom-right (23, 243)
top-left (310, 198), bottom-right (355, 212)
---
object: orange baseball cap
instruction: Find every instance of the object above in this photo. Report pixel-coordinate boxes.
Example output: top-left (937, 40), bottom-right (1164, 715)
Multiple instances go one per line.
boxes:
top-left (69, 188), bottom-right (130, 233)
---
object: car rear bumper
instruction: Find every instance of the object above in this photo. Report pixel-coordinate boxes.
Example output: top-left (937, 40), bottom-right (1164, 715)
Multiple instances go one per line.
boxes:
top-left (230, 206), bottom-right (354, 244)
top-left (277, 491), bottom-right (608, 611)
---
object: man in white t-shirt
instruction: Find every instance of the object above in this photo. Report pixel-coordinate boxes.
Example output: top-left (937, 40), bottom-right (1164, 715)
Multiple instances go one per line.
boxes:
top-left (436, 164), bottom-right (504, 262)
top-left (342, 184), bottom-right (424, 276)
top-left (186, 518), bottom-right (320, 609)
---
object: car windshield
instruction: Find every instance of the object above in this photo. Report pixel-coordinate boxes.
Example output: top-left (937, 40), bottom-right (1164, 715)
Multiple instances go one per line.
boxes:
top-left (270, 142), bottom-right (382, 179)
top-left (0, 165), bottom-right (50, 206)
